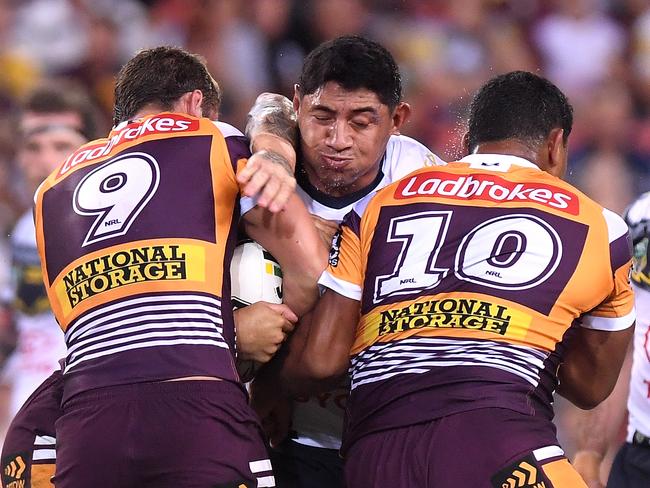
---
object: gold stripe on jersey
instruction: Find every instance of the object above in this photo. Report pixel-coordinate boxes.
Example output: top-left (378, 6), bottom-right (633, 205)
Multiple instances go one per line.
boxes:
top-left (353, 292), bottom-right (542, 356)
top-left (52, 240), bottom-right (209, 322)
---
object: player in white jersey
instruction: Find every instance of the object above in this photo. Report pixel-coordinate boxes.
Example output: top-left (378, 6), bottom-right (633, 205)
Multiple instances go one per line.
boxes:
top-left (573, 191), bottom-right (650, 488)
top-left (246, 36), bottom-right (444, 488)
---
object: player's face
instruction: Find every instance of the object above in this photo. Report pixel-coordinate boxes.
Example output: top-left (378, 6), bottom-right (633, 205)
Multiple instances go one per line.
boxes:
top-left (19, 128), bottom-right (86, 192)
top-left (295, 82), bottom-right (409, 197)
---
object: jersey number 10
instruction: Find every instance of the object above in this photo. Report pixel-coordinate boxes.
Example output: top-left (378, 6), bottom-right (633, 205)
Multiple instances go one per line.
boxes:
top-left (374, 210), bottom-right (563, 304)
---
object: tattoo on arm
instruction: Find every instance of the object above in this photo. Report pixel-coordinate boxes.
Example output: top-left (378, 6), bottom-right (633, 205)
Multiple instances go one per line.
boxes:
top-left (246, 93), bottom-right (297, 145)
top-left (256, 149), bottom-right (293, 175)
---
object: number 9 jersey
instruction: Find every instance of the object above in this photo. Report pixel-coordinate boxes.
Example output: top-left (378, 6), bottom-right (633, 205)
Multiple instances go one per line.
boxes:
top-left (33, 113), bottom-right (249, 403)
top-left (320, 154), bottom-right (636, 448)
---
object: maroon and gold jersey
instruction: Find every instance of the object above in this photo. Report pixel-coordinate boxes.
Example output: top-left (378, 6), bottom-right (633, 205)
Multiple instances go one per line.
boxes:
top-left (320, 154), bottom-right (635, 446)
top-left (34, 113), bottom-right (250, 401)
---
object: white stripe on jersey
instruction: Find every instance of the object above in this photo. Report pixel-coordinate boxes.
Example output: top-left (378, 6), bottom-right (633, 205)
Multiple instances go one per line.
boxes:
top-left (249, 459), bottom-right (273, 474)
top-left (581, 308), bottom-right (635, 331)
top-left (257, 475), bottom-right (276, 487)
top-left (533, 445), bottom-right (565, 461)
top-left (66, 294), bottom-right (222, 341)
top-left (68, 326), bottom-right (225, 359)
top-left (67, 312), bottom-right (223, 355)
top-left (34, 435), bottom-right (55, 446)
top-left (350, 337), bottom-right (547, 390)
top-left (32, 449), bottom-right (56, 461)
top-left (65, 338), bottom-right (228, 373)
top-left (318, 271), bottom-right (361, 301)
top-left (64, 294), bottom-right (227, 373)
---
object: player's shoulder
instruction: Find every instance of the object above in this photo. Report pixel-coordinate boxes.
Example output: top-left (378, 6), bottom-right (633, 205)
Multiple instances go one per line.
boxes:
top-left (564, 181), bottom-right (628, 243)
top-left (600, 207), bottom-right (628, 243)
top-left (383, 134), bottom-right (445, 179)
top-left (211, 120), bottom-right (245, 139)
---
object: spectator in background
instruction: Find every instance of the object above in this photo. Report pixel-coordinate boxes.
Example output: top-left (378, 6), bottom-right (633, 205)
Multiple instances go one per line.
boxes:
top-left (533, 0), bottom-right (626, 104)
top-left (630, 1), bottom-right (650, 117)
top-left (372, 0), bottom-right (537, 160)
top-left (0, 81), bottom-right (100, 422)
top-left (567, 80), bottom-right (649, 215)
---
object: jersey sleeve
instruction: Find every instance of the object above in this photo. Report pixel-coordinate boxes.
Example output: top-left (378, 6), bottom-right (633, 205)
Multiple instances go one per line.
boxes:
top-left (318, 210), bottom-right (363, 301)
top-left (581, 208), bottom-right (635, 331)
top-left (384, 135), bottom-right (446, 182)
top-left (212, 121), bottom-right (257, 215)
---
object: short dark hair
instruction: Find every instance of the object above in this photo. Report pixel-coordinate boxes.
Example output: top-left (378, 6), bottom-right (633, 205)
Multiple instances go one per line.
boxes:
top-left (297, 36), bottom-right (402, 110)
top-left (113, 46), bottom-right (221, 124)
top-left (466, 71), bottom-right (573, 152)
top-left (23, 81), bottom-right (101, 140)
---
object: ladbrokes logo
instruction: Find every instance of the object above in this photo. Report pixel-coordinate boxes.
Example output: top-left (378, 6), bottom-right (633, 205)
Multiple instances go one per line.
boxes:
top-left (54, 244), bottom-right (205, 311)
top-left (395, 171), bottom-right (579, 215)
top-left (58, 115), bottom-right (199, 176)
top-left (375, 298), bottom-right (531, 337)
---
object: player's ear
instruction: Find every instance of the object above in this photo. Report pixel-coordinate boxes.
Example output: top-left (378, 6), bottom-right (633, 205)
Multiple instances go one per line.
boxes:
top-left (547, 128), bottom-right (568, 178)
top-left (461, 131), bottom-right (471, 154)
top-left (175, 90), bottom-right (203, 118)
top-left (390, 102), bottom-right (411, 135)
top-left (293, 84), bottom-right (301, 115)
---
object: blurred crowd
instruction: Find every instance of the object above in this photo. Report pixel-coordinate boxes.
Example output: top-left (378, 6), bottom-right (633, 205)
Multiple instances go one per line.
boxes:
top-left (0, 0), bottom-right (648, 454)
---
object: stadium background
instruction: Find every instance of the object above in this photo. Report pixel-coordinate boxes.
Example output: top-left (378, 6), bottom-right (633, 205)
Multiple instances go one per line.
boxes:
top-left (0, 0), bottom-right (648, 465)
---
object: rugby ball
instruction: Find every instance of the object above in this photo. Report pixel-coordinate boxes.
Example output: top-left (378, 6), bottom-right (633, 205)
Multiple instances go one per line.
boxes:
top-left (230, 240), bottom-right (283, 382)
top-left (231, 240), bottom-right (283, 307)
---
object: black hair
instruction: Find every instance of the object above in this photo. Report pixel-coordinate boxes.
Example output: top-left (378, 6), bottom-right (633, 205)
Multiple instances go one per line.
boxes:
top-left (466, 71), bottom-right (573, 152)
top-left (297, 35), bottom-right (402, 110)
top-left (113, 46), bottom-right (221, 125)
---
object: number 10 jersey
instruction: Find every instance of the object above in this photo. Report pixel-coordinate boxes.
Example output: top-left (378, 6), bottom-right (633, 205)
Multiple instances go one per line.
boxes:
top-left (321, 154), bottom-right (636, 450)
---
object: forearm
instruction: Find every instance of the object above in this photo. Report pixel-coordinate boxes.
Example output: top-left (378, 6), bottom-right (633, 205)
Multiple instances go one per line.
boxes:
top-left (277, 313), bottom-right (347, 396)
top-left (571, 348), bottom-right (631, 485)
top-left (243, 196), bottom-right (328, 316)
top-left (284, 290), bottom-right (357, 387)
top-left (557, 326), bottom-right (633, 409)
top-left (246, 93), bottom-right (297, 170)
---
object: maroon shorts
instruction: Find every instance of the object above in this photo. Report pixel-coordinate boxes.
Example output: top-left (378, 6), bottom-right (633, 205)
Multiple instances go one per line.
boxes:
top-left (1, 369), bottom-right (63, 488)
top-left (345, 407), bottom-right (587, 488)
top-left (54, 380), bottom-right (274, 488)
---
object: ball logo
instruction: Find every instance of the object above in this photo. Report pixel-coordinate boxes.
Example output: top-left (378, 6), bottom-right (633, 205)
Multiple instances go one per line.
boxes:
top-left (395, 171), bottom-right (579, 215)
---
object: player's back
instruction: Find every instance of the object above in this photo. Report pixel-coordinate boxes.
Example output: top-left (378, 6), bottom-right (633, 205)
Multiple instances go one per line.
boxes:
top-left (34, 113), bottom-right (249, 402)
top-left (333, 153), bottom-right (633, 450)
